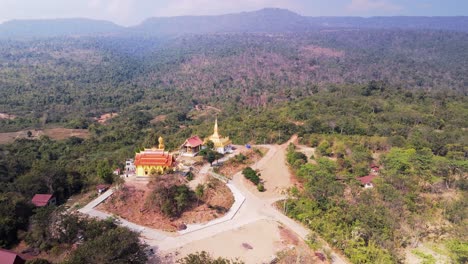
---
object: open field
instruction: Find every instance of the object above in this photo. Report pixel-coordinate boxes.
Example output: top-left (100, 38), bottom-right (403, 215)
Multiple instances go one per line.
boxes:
top-left (170, 219), bottom-right (313, 264)
top-left (0, 128), bottom-right (89, 144)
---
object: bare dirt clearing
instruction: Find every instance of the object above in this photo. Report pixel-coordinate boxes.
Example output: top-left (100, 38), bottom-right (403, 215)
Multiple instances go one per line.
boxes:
top-left (0, 128), bottom-right (89, 144)
top-left (170, 219), bottom-right (298, 264)
top-left (301, 45), bottom-right (345, 58)
top-left (99, 177), bottom-right (234, 232)
top-left (0, 112), bottom-right (16, 120)
top-left (216, 147), bottom-right (265, 178)
top-left (150, 115), bottom-right (167, 124)
top-left (94, 112), bottom-right (118, 124)
top-left (247, 142), bottom-right (295, 199)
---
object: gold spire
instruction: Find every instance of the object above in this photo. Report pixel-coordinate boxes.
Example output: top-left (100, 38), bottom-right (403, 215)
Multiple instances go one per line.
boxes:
top-left (158, 136), bottom-right (165, 150)
top-left (213, 117), bottom-right (219, 137)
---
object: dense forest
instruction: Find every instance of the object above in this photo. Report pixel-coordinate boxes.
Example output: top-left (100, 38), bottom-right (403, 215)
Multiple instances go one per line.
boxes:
top-left (0, 11), bottom-right (467, 264)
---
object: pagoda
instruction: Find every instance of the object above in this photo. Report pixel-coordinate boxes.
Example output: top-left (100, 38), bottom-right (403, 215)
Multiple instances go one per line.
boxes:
top-left (205, 118), bottom-right (232, 154)
top-left (134, 137), bottom-right (175, 176)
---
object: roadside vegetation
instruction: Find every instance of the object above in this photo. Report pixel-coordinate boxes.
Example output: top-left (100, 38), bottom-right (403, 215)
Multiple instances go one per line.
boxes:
top-left (283, 134), bottom-right (467, 263)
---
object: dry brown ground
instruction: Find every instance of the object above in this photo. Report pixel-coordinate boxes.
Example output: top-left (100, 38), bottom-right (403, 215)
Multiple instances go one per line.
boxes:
top-left (150, 115), bottom-right (167, 124)
top-left (94, 112), bottom-right (118, 124)
top-left (0, 128), bottom-right (89, 144)
top-left (216, 147), bottom-right (266, 178)
top-left (171, 220), bottom-right (320, 264)
top-left (0, 113), bottom-right (16, 120)
top-left (301, 45), bottom-right (345, 58)
top-left (13, 241), bottom-right (72, 264)
top-left (99, 177), bottom-right (234, 232)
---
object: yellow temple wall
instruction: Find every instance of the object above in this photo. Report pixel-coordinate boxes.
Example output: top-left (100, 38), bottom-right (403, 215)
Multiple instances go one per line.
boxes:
top-left (136, 165), bottom-right (166, 177)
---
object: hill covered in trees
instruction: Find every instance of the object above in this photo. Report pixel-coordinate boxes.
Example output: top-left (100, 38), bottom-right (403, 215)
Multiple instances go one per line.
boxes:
top-left (0, 28), bottom-right (467, 133)
top-left (0, 9), bottom-right (466, 264)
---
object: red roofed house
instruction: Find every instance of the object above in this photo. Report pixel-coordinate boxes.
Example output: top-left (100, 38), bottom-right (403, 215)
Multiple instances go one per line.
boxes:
top-left (0, 249), bottom-right (26, 264)
top-left (135, 136), bottom-right (175, 177)
top-left (180, 136), bottom-right (204, 157)
top-left (31, 194), bottom-right (56, 207)
top-left (370, 165), bottom-right (380, 173)
top-left (357, 175), bottom-right (377, 189)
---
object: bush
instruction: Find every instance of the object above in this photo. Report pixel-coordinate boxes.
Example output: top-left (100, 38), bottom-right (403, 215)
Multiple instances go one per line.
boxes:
top-left (146, 175), bottom-right (195, 217)
top-left (257, 183), bottom-right (265, 192)
top-left (242, 167), bottom-right (260, 185)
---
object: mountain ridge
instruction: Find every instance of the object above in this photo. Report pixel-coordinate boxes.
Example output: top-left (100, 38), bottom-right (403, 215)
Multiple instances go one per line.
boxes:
top-left (0, 8), bottom-right (467, 38)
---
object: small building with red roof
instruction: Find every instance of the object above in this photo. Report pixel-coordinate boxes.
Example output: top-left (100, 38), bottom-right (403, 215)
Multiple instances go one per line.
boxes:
top-left (357, 175), bottom-right (377, 188)
top-left (370, 164), bottom-right (380, 173)
top-left (180, 136), bottom-right (204, 157)
top-left (31, 194), bottom-right (56, 207)
top-left (0, 249), bottom-right (26, 264)
top-left (134, 136), bottom-right (175, 177)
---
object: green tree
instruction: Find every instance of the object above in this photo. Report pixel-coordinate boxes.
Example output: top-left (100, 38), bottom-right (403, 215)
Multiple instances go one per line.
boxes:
top-left (65, 227), bottom-right (148, 264)
top-left (207, 151), bottom-right (216, 166)
top-left (97, 160), bottom-right (114, 184)
top-left (195, 184), bottom-right (204, 207)
top-left (206, 140), bottom-right (215, 150)
top-left (0, 192), bottom-right (33, 248)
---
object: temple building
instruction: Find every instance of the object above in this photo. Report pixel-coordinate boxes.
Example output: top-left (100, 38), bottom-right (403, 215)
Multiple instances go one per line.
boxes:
top-left (180, 136), bottom-right (204, 157)
top-left (134, 137), bottom-right (175, 176)
top-left (205, 118), bottom-right (232, 154)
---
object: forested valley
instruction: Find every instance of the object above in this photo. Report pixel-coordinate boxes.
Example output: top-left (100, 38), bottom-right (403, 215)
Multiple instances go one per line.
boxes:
top-left (0, 17), bottom-right (466, 264)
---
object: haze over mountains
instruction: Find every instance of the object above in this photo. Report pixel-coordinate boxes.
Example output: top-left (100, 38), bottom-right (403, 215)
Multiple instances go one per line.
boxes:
top-left (0, 8), bottom-right (467, 38)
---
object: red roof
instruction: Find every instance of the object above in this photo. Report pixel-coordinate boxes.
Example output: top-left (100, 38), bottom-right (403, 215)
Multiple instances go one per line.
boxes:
top-left (134, 150), bottom-right (175, 167)
top-left (182, 136), bottom-right (203, 148)
top-left (31, 194), bottom-right (53, 207)
top-left (0, 249), bottom-right (25, 264)
top-left (357, 175), bottom-right (377, 185)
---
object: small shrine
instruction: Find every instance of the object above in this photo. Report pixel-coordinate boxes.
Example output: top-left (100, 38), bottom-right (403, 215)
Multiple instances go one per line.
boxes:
top-left (180, 135), bottom-right (204, 157)
top-left (205, 118), bottom-right (232, 154)
top-left (134, 137), bottom-right (175, 176)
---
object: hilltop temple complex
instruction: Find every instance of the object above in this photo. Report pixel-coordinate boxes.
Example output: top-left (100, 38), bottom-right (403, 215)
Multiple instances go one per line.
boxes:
top-left (205, 118), bottom-right (232, 154)
top-left (134, 137), bottom-right (175, 176)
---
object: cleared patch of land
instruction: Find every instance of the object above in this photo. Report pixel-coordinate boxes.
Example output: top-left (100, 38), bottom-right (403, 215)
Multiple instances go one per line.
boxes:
top-left (0, 128), bottom-right (89, 145)
top-left (94, 112), bottom-right (118, 124)
top-left (150, 114), bottom-right (167, 124)
top-left (99, 177), bottom-right (234, 232)
top-left (171, 220), bottom-right (304, 264)
top-left (0, 112), bottom-right (16, 120)
top-left (301, 45), bottom-right (345, 58)
top-left (216, 146), bottom-right (265, 179)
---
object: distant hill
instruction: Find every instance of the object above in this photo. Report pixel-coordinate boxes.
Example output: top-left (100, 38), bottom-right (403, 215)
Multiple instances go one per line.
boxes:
top-left (135, 8), bottom-right (468, 35)
top-left (0, 9), bottom-right (467, 39)
top-left (307, 16), bottom-right (468, 32)
top-left (132, 8), bottom-right (313, 35)
top-left (0, 18), bottom-right (123, 38)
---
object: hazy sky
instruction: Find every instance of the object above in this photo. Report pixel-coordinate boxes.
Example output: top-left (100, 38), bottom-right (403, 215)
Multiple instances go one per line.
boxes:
top-left (0, 0), bottom-right (466, 26)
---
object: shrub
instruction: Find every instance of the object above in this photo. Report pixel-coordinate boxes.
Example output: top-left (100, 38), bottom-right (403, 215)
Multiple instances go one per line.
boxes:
top-left (242, 167), bottom-right (260, 185)
top-left (257, 183), bottom-right (265, 192)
